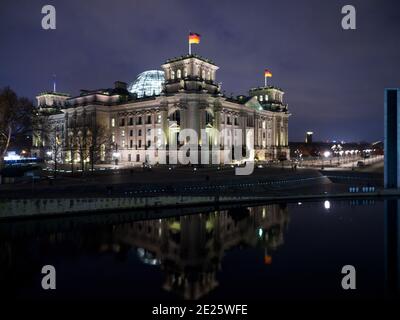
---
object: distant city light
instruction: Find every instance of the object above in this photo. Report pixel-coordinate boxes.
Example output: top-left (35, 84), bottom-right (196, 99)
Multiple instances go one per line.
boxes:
top-left (323, 151), bottom-right (331, 158)
top-left (324, 200), bottom-right (331, 210)
top-left (4, 151), bottom-right (21, 161)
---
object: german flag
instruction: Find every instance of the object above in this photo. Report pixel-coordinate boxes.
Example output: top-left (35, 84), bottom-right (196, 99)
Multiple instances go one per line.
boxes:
top-left (189, 32), bottom-right (201, 44)
top-left (264, 69), bottom-right (272, 78)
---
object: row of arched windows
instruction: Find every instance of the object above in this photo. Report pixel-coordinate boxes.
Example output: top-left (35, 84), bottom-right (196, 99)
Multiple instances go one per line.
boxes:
top-left (170, 68), bottom-right (212, 81)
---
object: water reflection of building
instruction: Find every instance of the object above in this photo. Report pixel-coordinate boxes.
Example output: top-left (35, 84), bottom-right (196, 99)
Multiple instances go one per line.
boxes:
top-left (114, 204), bottom-right (289, 299)
top-left (0, 204), bottom-right (289, 300)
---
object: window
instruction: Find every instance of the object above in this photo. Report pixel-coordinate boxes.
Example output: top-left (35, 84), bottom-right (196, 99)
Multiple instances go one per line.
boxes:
top-left (130, 130), bottom-right (133, 137)
top-left (112, 134), bottom-right (115, 142)
top-left (129, 117), bottom-right (133, 126)
top-left (177, 69), bottom-right (181, 78)
top-left (157, 114), bottom-right (161, 123)
top-left (137, 117), bottom-right (142, 125)
top-left (259, 95), bottom-right (263, 102)
top-left (138, 140), bottom-right (142, 148)
top-left (201, 69), bottom-right (206, 79)
top-left (121, 130), bottom-right (125, 137)
top-left (111, 118), bottom-right (115, 127)
top-left (130, 140), bottom-right (133, 148)
top-left (128, 154), bottom-right (132, 162)
top-left (138, 129), bottom-right (142, 136)
top-left (265, 95), bottom-right (268, 101)
top-left (171, 110), bottom-right (180, 125)
top-left (184, 68), bottom-right (188, 77)
top-left (147, 140), bottom-right (151, 147)
top-left (205, 111), bottom-right (213, 125)
top-left (234, 117), bottom-right (238, 126)
top-left (147, 115), bottom-right (152, 124)
top-left (136, 154), bottom-right (140, 162)
top-left (171, 70), bottom-right (175, 80)
top-left (122, 140), bottom-right (126, 148)
top-left (227, 116), bottom-right (231, 125)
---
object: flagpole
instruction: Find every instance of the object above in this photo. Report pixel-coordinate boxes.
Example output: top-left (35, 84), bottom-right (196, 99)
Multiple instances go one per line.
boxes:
top-left (189, 42), bottom-right (191, 55)
top-left (265, 76), bottom-right (267, 87)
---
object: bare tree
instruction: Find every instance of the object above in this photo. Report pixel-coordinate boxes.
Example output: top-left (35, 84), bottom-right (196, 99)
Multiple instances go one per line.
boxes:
top-left (89, 124), bottom-right (110, 171)
top-left (0, 87), bottom-right (32, 182)
top-left (32, 108), bottom-right (64, 177)
top-left (69, 122), bottom-right (110, 174)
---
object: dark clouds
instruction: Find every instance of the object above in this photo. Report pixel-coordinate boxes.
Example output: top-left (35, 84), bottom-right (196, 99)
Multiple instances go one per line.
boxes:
top-left (1, 0), bottom-right (399, 142)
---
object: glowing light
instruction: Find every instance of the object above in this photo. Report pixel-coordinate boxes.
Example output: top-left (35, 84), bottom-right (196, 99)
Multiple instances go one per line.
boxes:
top-left (4, 152), bottom-right (21, 161)
top-left (324, 200), bottom-right (331, 210)
top-left (323, 151), bottom-right (331, 158)
top-left (258, 228), bottom-right (263, 238)
top-left (128, 70), bottom-right (164, 98)
top-left (264, 255), bottom-right (272, 265)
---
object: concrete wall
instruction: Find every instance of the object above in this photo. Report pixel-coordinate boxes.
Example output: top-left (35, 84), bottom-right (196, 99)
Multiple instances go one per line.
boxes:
top-left (0, 195), bottom-right (264, 219)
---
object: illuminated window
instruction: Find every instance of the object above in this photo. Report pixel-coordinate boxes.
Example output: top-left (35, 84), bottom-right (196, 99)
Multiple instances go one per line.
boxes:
top-left (157, 114), bottom-right (161, 123)
top-left (259, 95), bottom-right (263, 102)
top-left (184, 68), bottom-right (188, 77)
top-left (111, 118), bottom-right (115, 127)
top-left (121, 130), bottom-right (125, 137)
top-left (265, 95), bottom-right (268, 101)
top-left (112, 134), bottom-right (115, 142)
top-left (177, 69), bottom-right (181, 79)
top-left (201, 70), bottom-right (206, 79)
top-left (171, 70), bottom-right (175, 80)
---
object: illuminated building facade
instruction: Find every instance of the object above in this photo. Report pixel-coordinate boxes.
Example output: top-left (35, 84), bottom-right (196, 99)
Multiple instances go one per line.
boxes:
top-left (32, 54), bottom-right (290, 165)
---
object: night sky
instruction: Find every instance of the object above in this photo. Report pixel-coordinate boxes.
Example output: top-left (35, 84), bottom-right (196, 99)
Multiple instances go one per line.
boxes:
top-left (1, 0), bottom-right (400, 142)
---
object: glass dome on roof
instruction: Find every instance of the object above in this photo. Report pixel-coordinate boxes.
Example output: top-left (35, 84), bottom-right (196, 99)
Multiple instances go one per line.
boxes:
top-left (128, 70), bottom-right (165, 98)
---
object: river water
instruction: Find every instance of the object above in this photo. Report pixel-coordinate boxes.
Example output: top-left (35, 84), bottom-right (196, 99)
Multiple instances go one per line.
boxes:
top-left (0, 199), bottom-right (397, 301)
